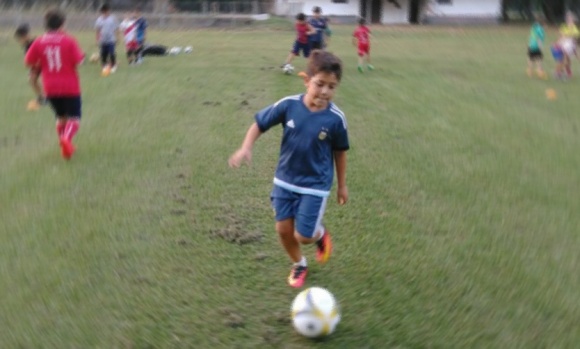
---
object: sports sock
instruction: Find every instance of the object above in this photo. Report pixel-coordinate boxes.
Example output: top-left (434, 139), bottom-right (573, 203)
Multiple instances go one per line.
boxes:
top-left (294, 256), bottom-right (307, 267)
top-left (315, 229), bottom-right (325, 248)
top-left (56, 120), bottom-right (66, 137)
top-left (64, 119), bottom-right (80, 142)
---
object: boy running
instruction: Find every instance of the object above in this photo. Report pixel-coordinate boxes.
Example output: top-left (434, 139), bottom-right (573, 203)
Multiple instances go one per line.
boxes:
top-left (14, 23), bottom-right (47, 111)
top-left (353, 18), bottom-right (374, 73)
top-left (95, 3), bottom-right (120, 75)
top-left (281, 13), bottom-right (316, 70)
top-left (230, 50), bottom-right (349, 288)
top-left (25, 8), bottom-right (85, 160)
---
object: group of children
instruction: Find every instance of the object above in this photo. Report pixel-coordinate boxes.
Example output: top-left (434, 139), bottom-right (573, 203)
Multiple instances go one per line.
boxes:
top-left (18, 6), bottom-right (580, 290)
top-left (282, 7), bottom-right (373, 73)
top-left (15, 6), bottom-right (350, 289)
top-left (95, 4), bottom-right (148, 76)
top-left (527, 12), bottom-right (579, 80)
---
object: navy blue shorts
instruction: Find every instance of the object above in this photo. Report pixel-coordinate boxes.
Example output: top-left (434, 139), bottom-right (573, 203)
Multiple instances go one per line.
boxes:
top-left (271, 185), bottom-right (327, 238)
top-left (292, 41), bottom-right (311, 58)
top-left (47, 96), bottom-right (82, 119)
top-left (310, 41), bottom-right (323, 50)
top-left (100, 42), bottom-right (116, 62)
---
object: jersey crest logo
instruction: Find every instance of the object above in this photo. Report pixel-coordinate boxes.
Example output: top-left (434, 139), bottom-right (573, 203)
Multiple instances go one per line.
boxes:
top-left (287, 119), bottom-right (295, 128)
top-left (318, 131), bottom-right (327, 140)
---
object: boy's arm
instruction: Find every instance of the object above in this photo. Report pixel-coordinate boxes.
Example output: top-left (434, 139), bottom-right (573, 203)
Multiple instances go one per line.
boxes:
top-left (72, 39), bottom-right (86, 65)
top-left (95, 19), bottom-right (101, 43)
top-left (307, 24), bottom-right (317, 35)
top-left (229, 99), bottom-right (287, 168)
top-left (24, 41), bottom-right (39, 69)
top-left (229, 123), bottom-right (262, 168)
top-left (334, 151), bottom-right (348, 205)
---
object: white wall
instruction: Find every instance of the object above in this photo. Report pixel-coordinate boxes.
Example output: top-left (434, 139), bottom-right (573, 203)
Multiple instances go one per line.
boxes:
top-left (274, 0), bottom-right (359, 16)
top-left (310, 0), bottom-right (360, 16)
top-left (382, 0), bottom-right (409, 24)
top-left (429, 0), bottom-right (500, 17)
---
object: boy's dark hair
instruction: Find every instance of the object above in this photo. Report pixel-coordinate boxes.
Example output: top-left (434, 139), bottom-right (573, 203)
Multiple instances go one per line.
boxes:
top-left (14, 23), bottom-right (30, 38)
top-left (307, 50), bottom-right (343, 81)
top-left (45, 8), bottom-right (65, 31)
top-left (359, 18), bottom-right (366, 25)
top-left (296, 13), bottom-right (306, 21)
top-left (313, 6), bottom-right (321, 14)
top-left (100, 3), bottom-right (110, 13)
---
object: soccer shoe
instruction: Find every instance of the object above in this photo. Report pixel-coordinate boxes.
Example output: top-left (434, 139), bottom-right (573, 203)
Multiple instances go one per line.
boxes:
top-left (111, 65), bottom-right (118, 73)
top-left (288, 265), bottom-right (308, 288)
top-left (59, 137), bottom-right (75, 160)
top-left (357, 66), bottom-right (364, 73)
top-left (101, 65), bottom-right (111, 77)
top-left (26, 99), bottom-right (40, 111)
top-left (367, 64), bottom-right (375, 71)
top-left (316, 230), bottom-right (333, 264)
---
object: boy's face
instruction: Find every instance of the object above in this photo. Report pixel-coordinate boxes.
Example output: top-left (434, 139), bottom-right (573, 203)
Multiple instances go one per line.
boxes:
top-left (304, 72), bottom-right (339, 109)
top-left (15, 36), bottom-right (27, 46)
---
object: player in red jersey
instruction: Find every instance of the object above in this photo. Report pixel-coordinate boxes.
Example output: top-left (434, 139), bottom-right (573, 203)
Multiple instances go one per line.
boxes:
top-left (352, 18), bottom-right (374, 73)
top-left (24, 8), bottom-right (85, 160)
top-left (281, 13), bottom-right (316, 71)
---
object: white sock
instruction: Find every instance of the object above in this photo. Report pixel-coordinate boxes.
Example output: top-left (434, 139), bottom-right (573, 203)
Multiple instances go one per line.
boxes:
top-left (314, 228), bottom-right (325, 241)
top-left (294, 256), bottom-right (307, 267)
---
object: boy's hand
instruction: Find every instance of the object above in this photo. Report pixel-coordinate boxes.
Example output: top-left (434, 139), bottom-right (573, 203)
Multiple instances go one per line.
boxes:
top-left (228, 148), bottom-right (252, 168)
top-left (337, 185), bottom-right (348, 205)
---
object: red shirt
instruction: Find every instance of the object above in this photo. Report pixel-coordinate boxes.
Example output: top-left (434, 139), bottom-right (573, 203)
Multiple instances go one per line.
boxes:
top-left (296, 23), bottom-right (309, 44)
top-left (24, 31), bottom-right (84, 97)
top-left (353, 26), bottom-right (371, 46)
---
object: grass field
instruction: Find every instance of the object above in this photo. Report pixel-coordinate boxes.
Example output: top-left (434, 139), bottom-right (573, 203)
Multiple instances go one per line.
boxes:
top-left (1, 22), bottom-right (579, 348)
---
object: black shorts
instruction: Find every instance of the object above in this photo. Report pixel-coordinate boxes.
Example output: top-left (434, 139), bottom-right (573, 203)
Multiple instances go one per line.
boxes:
top-left (528, 48), bottom-right (543, 60)
top-left (310, 41), bottom-right (323, 50)
top-left (47, 96), bottom-right (82, 119)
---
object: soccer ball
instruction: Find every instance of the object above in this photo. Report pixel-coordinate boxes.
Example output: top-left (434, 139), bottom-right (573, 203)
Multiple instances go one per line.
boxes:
top-left (283, 64), bottom-right (294, 75)
top-left (168, 47), bottom-right (182, 55)
top-left (291, 287), bottom-right (340, 338)
top-left (184, 46), bottom-right (193, 53)
top-left (89, 52), bottom-right (99, 64)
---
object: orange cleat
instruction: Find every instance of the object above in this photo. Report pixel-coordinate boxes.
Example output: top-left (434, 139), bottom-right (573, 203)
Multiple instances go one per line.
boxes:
top-left (316, 230), bottom-right (333, 264)
top-left (288, 265), bottom-right (308, 288)
top-left (59, 137), bottom-right (75, 160)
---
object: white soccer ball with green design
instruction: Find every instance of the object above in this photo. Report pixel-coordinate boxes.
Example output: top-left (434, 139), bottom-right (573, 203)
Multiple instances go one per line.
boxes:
top-left (291, 287), bottom-right (340, 338)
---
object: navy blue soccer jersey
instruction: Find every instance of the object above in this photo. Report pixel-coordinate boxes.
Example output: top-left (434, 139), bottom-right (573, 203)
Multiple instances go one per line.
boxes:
top-left (255, 94), bottom-right (349, 197)
top-left (308, 18), bottom-right (327, 43)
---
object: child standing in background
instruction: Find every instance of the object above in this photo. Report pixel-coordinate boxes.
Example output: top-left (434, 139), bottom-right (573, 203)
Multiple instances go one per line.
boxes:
top-left (95, 3), bottom-right (120, 75)
top-left (526, 18), bottom-right (547, 79)
top-left (353, 18), bottom-right (374, 73)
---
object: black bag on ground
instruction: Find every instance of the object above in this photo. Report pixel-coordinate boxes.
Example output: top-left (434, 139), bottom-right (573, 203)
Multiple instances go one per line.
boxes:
top-left (142, 45), bottom-right (168, 56)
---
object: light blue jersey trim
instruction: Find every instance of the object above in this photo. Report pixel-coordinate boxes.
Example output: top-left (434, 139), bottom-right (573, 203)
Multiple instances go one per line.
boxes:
top-left (273, 178), bottom-right (330, 197)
